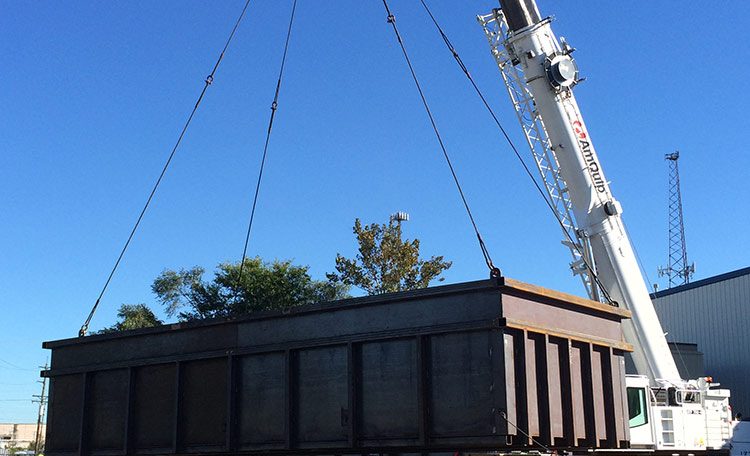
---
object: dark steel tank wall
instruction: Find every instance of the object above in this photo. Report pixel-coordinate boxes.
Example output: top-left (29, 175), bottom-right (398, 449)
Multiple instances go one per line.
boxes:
top-left (498, 285), bottom-right (630, 448)
top-left (42, 278), bottom-right (631, 455)
top-left (48, 283), bottom-right (501, 370)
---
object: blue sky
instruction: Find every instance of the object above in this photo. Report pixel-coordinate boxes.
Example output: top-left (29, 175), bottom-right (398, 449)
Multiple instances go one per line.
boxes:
top-left (1, 1), bottom-right (749, 422)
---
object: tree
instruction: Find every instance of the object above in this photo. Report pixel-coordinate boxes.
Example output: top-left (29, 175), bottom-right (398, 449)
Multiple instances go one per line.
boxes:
top-left (28, 439), bottom-right (45, 455)
top-left (152, 258), bottom-right (349, 321)
top-left (327, 218), bottom-right (452, 295)
top-left (98, 304), bottom-right (162, 334)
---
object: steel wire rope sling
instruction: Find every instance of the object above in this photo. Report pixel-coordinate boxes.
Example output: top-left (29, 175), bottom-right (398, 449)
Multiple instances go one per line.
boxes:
top-left (380, 0), bottom-right (500, 278)
top-left (236, 0), bottom-right (298, 290)
top-left (78, 0), bottom-right (253, 337)
top-left (416, 0), bottom-right (616, 305)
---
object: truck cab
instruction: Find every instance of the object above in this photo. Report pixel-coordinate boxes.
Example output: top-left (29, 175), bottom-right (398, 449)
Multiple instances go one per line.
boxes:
top-left (627, 375), bottom-right (734, 451)
top-left (627, 375), bottom-right (655, 447)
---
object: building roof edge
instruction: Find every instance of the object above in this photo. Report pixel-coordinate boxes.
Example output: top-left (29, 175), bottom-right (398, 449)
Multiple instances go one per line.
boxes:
top-left (651, 266), bottom-right (750, 299)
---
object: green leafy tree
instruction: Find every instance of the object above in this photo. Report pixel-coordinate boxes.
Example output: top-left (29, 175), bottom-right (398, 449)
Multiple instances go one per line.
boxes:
top-left (153, 258), bottom-right (349, 321)
top-left (98, 304), bottom-right (162, 334)
top-left (327, 218), bottom-right (452, 295)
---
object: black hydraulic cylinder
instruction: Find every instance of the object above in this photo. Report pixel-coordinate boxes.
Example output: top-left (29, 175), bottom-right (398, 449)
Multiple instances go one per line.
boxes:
top-left (499, 0), bottom-right (542, 31)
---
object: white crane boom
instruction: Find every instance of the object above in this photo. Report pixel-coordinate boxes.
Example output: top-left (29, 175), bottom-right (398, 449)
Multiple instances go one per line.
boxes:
top-left (483, 0), bottom-right (680, 383)
top-left (478, 1), bottom-right (735, 450)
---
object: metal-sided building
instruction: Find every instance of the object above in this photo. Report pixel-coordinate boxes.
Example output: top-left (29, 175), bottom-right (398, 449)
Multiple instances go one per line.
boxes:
top-left (651, 266), bottom-right (750, 418)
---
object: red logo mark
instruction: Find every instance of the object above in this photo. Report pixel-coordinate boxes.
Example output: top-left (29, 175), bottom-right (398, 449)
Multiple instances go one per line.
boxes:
top-left (572, 120), bottom-right (587, 139)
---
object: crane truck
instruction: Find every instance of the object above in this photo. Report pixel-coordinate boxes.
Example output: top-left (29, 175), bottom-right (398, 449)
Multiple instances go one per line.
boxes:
top-left (478, 0), bottom-right (735, 452)
top-left (40, 2), bottom-right (743, 454)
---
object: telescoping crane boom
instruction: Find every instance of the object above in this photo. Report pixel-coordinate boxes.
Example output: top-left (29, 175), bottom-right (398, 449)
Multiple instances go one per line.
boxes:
top-left (478, 0), bottom-right (734, 451)
top-left (487, 0), bottom-right (678, 383)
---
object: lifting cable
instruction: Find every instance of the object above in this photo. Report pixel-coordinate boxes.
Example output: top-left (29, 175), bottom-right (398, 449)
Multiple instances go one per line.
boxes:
top-left (418, 0), bottom-right (616, 305)
top-left (236, 0), bottom-right (298, 290)
top-left (78, 0), bottom-right (253, 337)
top-left (381, 0), bottom-right (500, 279)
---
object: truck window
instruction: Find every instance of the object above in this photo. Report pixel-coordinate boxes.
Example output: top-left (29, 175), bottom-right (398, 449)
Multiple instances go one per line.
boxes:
top-left (627, 387), bottom-right (649, 427)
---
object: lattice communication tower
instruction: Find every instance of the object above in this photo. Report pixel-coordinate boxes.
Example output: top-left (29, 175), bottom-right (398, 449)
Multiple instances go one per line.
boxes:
top-left (658, 151), bottom-right (695, 287)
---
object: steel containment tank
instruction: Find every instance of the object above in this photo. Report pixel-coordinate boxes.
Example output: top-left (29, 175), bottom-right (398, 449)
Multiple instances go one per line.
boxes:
top-left (42, 277), bottom-right (632, 454)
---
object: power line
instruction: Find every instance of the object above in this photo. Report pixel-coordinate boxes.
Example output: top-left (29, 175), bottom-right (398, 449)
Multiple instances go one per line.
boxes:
top-left (78, 0), bottom-right (254, 336)
top-left (236, 0), bottom-right (298, 289)
top-left (380, 0), bottom-right (499, 278)
top-left (0, 358), bottom-right (36, 372)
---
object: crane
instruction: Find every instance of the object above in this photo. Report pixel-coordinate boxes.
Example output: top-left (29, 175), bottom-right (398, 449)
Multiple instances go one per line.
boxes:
top-left (478, 0), bottom-right (734, 450)
top-left (478, 0), bottom-right (678, 383)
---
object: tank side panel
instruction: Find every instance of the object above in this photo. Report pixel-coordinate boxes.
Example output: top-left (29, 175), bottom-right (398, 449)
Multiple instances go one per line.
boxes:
top-left (555, 336), bottom-right (575, 446)
top-left (508, 328), bottom-right (529, 445)
top-left (237, 352), bottom-right (287, 448)
top-left (592, 347), bottom-right (607, 442)
top-left (530, 333), bottom-right (551, 446)
top-left (502, 294), bottom-right (624, 344)
top-left (570, 342), bottom-right (586, 443)
top-left (428, 331), bottom-right (498, 439)
top-left (46, 374), bottom-right (84, 453)
top-left (295, 345), bottom-right (349, 447)
top-left (525, 333), bottom-right (539, 440)
top-left (359, 338), bottom-right (419, 443)
top-left (87, 368), bottom-right (128, 451)
top-left (595, 345), bottom-right (617, 447)
top-left (179, 357), bottom-right (228, 449)
top-left (502, 331), bottom-right (517, 437)
top-left (237, 291), bottom-right (501, 348)
top-left (51, 325), bottom-right (238, 370)
top-left (612, 349), bottom-right (629, 445)
top-left (132, 363), bottom-right (176, 450)
top-left (546, 338), bottom-right (563, 443)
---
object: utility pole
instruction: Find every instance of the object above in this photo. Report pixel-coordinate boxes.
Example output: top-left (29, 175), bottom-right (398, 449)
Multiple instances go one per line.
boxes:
top-left (32, 362), bottom-right (49, 455)
top-left (658, 151), bottom-right (695, 287)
